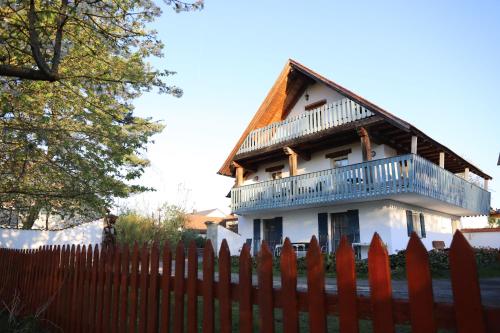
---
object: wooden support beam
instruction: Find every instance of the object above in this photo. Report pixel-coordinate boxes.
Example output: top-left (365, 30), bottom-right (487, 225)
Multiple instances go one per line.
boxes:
top-left (283, 147), bottom-right (298, 176)
top-left (357, 127), bottom-right (372, 161)
top-left (484, 179), bottom-right (489, 191)
top-left (232, 161), bottom-right (245, 186)
top-left (411, 136), bottom-right (418, 154)
top-left (439, 152), bottom-right (445, 168)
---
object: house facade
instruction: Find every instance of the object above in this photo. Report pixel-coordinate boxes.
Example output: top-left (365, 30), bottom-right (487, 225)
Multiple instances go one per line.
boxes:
top-left (218, 60), bottom-right (491, 258)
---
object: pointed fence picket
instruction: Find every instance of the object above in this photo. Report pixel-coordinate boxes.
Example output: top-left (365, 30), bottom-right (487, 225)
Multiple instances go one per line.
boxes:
top-left (0, 230), bottom-right (499, 332)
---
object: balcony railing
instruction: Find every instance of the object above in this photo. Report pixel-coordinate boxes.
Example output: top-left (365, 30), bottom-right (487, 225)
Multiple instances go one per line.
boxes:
top-left (231, 154), bottom-right (490, 215)
top-left (236, 98), bottom-right (374, 155)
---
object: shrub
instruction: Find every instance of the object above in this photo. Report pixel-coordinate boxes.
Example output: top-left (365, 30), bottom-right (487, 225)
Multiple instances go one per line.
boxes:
top-left (115, 205), bottom-right (188, 249)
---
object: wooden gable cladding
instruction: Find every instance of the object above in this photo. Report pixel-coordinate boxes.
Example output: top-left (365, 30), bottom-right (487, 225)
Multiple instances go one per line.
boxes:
top-left (219, 61), bottom-right (313, 177)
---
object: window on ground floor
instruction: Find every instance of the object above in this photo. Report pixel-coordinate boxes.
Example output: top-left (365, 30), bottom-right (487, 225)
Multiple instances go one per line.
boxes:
top-left (406, 210), bottom-right (426, 238)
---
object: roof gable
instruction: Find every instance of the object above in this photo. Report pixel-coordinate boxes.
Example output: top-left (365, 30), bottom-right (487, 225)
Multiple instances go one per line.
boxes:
top-left (218, 59), bottom-right (491, 180)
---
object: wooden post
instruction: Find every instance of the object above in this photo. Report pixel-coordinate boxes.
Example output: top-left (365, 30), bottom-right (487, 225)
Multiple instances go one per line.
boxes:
top-left (232, 162), bottom-right (244, 186)
top-left (358, 127), bottom-right (372, 161)
top-left (439, 152), bottom-right (445, 168)
top-left (484, 179), bottom-right (489, 191)
top-left (411, 136), bottom-right (418, 154)
top-left (284, 147), bottom-right (298, 176)
top-left (464, 168), bottom-right (470, 181)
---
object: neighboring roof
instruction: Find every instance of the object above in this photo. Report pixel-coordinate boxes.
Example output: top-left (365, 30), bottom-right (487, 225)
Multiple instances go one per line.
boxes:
top-left (217, 59), bottom-right (492, 180)
top-left (185, 214), bottom-right (224, 231)
top-left (193, 208), bottom-right (227, 218)
top-left (461, 227), bottom-right (500, 233)
top-left (184, 213), bottom-right (237, 231)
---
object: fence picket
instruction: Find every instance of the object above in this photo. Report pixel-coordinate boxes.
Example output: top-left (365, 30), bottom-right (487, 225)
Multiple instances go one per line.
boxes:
top-left (76, 245), bottom-right (87, 332)
top-left (148, 242), bottom-right (160, 333)
top-left (307, 236), bottom-right (327, 333)
top-left (258, 241), bottom-right (274, 333)
top-left (160, 243), bottom-right (172, 333)
top-left (173, 242), bottom-right (185, 333)
top-left (218, 239), bottom-right (232, 333)
top-left (82, 245), bottom-right (93, 333)
top-left (187, 241), bottom-right (198, 333)
top-left (102, 248), bottom-right (114, 333)
top-left (203, 240), bottom-right (215, 333)
top-left (368, 233), bottom-right (395, 333)
top-left (88, 245), bottom-right (99, 332)
top-left (336, 236), bottom-right (359, 333)
top-left (406, 233), bottom-right (437, 333)
top-left (280, 238), bottom-right (298, 333)
top-left (65, 245), bottom-right (76, 332)
top-left (239, 244), bottom-right (253, 333)
top-left (139, 243), bottom-right (150, 333)
top-left (128, 243), bottom-right (140, 333)
top-left (111, 247), bottom-right (122, 333)
top-left (449, 230), bottom-right (486, 332)
top-left (118, 244), bottom-right (130, 333)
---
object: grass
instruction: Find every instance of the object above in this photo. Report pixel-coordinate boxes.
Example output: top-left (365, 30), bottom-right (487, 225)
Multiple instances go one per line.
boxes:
top-left (170, 297), bottom-right (454, 333)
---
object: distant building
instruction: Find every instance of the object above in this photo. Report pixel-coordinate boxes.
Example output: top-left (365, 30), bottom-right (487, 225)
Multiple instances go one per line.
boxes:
top-left (185, 208), bottom-right (237, 234)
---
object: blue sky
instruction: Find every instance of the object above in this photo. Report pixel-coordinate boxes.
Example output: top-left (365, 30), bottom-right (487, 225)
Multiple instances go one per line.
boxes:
top-left (125, 1), bottom-right (500, 213)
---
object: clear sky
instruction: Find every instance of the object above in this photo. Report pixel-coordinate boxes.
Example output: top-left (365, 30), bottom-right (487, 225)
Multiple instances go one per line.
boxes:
top-left (123, 0), bottom-right (500, 214)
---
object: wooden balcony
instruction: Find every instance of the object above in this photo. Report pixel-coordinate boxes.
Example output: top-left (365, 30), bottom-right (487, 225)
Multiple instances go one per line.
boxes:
top-left (237, 98), bottom-right (374, 155)
top-left (231, 154), bottom-right (490, 216)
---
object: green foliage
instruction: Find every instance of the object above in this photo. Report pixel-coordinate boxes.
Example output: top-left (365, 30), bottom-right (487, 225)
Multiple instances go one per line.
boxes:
top-left (0, 0), bottom-right (206, 227)
top-left (115, 205), bottom-right (189, 249)
top-left (488, 216), bottom-right (500, 227)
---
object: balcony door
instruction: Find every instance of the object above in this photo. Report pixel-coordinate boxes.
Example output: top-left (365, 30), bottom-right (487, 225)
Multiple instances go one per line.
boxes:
top-left (263, 217), bottom-right (283, 252)
top-left (331, 210), bottom-right (360, 253)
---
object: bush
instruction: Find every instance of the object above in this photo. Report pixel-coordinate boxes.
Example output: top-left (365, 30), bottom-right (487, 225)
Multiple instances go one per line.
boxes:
top-left (115, 205), bottom-right (188, 249)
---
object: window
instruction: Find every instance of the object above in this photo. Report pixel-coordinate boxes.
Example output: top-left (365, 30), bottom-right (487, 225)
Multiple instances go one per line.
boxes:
top-left (331, 157), bottom-right (348, 169)
top-left (325, 149), bottom-right (351, 169)
top-left (406, 210), bottom-right (426, 238)
top-left (305, 99), bottom-right (327, 111)
top-left (271, 171), bottom-right (282, 180)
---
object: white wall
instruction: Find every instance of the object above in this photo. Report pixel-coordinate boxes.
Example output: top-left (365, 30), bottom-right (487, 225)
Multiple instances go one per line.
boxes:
top-left (0, 220), bottom-right (103, 249)
top-left (463, 230), bottom-right (500, 248)
top-left (237, 200), bottom-right (456, 257)
top-left (206, 223), bottom-right (246, 256)
top-left (242, 142), bottom-right (397, 186)
top-left (286, 82), bottom-right (344, 119)
top-left (461, 216), bottom-right (489, 229)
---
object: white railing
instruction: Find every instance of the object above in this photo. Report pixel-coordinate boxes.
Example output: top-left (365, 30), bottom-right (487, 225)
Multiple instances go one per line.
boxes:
top-left (231, 154), bottom-right (490, 215)
top-left (237, 98), bottom-right (374, 155)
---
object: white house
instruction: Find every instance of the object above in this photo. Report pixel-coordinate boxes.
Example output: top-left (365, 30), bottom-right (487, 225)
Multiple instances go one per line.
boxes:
top-left (218, 60), bottom-right (491, 258)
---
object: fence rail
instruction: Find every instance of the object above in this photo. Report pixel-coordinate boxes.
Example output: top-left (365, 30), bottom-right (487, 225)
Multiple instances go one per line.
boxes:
top-left (231, 154), bottom-right (491, 215)
top-left (237, 98), bottom-right (374, 155)
top-left (0, 231), bottom-right (499, 332)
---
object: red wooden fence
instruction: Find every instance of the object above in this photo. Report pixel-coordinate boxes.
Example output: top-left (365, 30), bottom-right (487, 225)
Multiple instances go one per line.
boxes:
top-left (0, 231), bottom-right (499, 332)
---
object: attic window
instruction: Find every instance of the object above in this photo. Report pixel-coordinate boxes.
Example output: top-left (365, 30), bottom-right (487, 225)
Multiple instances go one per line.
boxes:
top-left (305, 99), bottom-right (327, 111)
